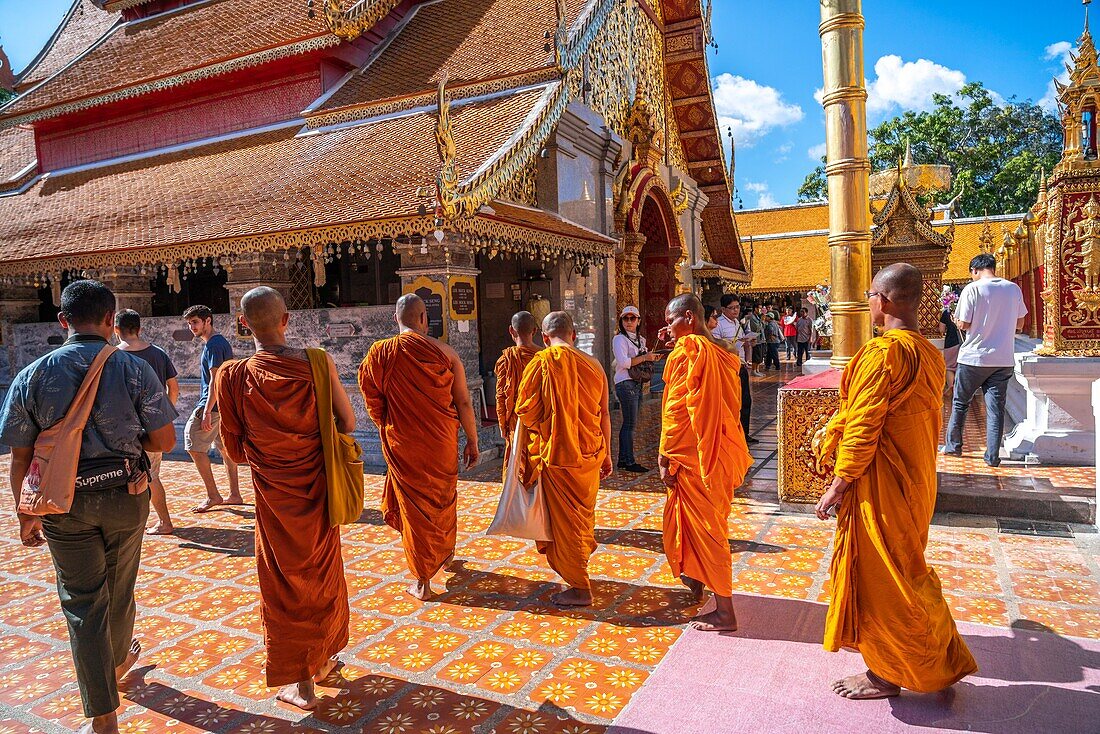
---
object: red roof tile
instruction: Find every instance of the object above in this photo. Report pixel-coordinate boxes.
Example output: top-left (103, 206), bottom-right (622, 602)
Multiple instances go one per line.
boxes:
top-left (3, 0), bottom-right (337, 123)
top-left (15, 0), bottom-right (117, 91)
top-left (321, 0), bottom-right (585, 111)
top-left (0, 127), bottom-right (37, 189)
top-left (0, 87), bottom-right (548, 264)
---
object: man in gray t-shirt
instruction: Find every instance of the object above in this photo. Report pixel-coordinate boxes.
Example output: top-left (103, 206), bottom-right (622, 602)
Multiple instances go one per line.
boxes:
top-left (0, 281), bottom-right (176, 731)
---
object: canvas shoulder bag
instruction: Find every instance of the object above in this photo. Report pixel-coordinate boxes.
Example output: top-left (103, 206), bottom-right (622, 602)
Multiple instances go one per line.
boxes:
top-left (306, 348), bottom-right (365, 526)
top-left (18, 345), bottom-right (117, 516)
top-left (487, 420), bottom-right (552, 542)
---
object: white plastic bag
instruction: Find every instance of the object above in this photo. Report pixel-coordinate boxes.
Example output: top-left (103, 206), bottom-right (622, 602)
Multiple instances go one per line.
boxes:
top-left (487, 422), bottom-right (552, 542)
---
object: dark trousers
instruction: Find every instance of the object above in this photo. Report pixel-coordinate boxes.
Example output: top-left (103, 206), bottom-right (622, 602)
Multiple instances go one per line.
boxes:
top-left (796, 341), bottom-right (811, 366)
top-left (615, 379), bottom-right (643, 466)
top-left (739, 362), bottom-right (752, 440)
top-left (784, 336), bottom-right (796, 359)
top-left (765, 343), bottom-right (781, 370)
top-left (944, 363), bottom-right (1014, 464)
top-left (42, 488), bottom-right (150, 717)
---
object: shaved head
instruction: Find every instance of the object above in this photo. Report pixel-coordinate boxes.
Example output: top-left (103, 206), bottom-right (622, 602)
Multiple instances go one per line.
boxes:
top-left (396, 293), bottom-right (426, 329)
top-left (240, 286), bottom-right (287, 333)
top-left (874, 263), bottom-right (923, 307)
top-left (666, 293), bottom-right (704, 323)
top-left (542, 311), bottom-right (574, 339)
top-left (511, 311), bottom-right (537, 336)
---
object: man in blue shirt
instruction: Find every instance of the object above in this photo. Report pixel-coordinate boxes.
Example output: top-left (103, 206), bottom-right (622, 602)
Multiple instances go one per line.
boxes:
top-left (182, 305), bottom-right (242, 512)
top-left (1, 280), bottom-right (176, 734)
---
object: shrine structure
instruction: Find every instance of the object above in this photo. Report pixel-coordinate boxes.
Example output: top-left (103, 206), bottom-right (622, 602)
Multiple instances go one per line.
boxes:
top-left (1002, 2), bottom-right (1100, 467)
top-left (0, 0), bottom-right (747, 461)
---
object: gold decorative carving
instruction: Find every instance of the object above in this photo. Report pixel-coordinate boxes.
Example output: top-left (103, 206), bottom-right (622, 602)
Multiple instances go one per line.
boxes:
top-left (777, 385), bottom-right (840, 504)
top-left (0, 212), bottom-right (614, 285)
top-left (322, 0), bottom-right (404, 41)
top-left (496, 158), bottom-right (538, 207)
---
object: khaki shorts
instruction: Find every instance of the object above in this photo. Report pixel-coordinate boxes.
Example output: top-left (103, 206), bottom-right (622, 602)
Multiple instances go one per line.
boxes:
top-left (184, 406), bottom-right (223, 453)
top-left (148, 451), bottom-right (163, 481)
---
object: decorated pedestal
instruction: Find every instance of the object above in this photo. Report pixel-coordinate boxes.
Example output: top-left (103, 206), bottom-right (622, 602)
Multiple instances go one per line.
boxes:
top-left (1004, 352), bottom-right (1100, 466)
top-left (777, 370), bottom-right (841, 506)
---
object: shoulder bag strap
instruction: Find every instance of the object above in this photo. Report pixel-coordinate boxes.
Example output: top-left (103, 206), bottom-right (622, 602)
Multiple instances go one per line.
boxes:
top-left (306, 348), bottom-right (336, 444)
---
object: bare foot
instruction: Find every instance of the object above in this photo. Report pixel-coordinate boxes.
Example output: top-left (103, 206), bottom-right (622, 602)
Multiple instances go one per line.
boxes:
top-left (831, 670), bottom-right (900, 700)
top-left (680, 574), bottom-right (704, 603)
top-left (688, 609), bottom-right (737, 632)
top-left (276, 681), bottom-right (318, 710)
top-left (146, 522), bottom-right (175, 535)
top-left (115, 639), bottom-right (141, 683)
top-left (78, 715), bottom-right (119, 734)
top-left (407, 580), bottom-right (433, 601)
top-left (693, 596), bottom-right (717, 617)
top-left (192, 497), bottom-right (223, 513)
top-left (551, 588), bottom-right (593, 607)
top-left (313, 656), bottom-right (339, 684)
top-left (224, 494), bottom-right (246, 505)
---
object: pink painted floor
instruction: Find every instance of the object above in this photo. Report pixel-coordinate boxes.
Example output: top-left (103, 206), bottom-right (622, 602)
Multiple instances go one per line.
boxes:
top-left (609, 593), bottom-right (1100, 734)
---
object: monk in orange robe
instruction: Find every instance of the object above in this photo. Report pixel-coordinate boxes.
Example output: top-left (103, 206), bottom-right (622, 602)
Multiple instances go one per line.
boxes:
top-left (494, 311), bottom-right (540, 480)
top-left (658, 294), bottom-right (752, 632)
top-left (814, 264), bottom-right (977, 699)
top-left (515, 311), bottom-right (612, 606)
top-left (214, 287), bottom-right (352, 710)
top-left (359, 294), bottom-right (480, 600)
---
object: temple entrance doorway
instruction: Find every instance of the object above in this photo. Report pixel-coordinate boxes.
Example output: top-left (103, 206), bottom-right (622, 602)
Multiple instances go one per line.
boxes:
top-left (637, 195), bottom-right (679, 347)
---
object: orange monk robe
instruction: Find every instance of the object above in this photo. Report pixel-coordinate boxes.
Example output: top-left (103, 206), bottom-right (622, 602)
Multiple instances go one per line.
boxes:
top-left (494, 345), bottom-right (540, 480)
top-left (514, 346), bottom-right (607, 591)
top-left (215, 354), bottom-right (349, 688)
top-left (359, 331), bottom-right (459, 582)
top-left (816, 329), bottom-right (977, 692)
top-left (659, 335), bottom-right (753, 597)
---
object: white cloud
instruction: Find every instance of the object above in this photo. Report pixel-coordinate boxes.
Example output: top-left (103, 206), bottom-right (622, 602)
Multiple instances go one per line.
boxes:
top-left (807, 142), bottom-right (827, 161)
top-left (813, 55), bottom-right (1000, 115)
top-left (743, 181), bottom-right (780, 209)
top-left (712, 73), bottom-right (803, 148)
top-left (1040, 40), bottom-right (1074, 112)
top-left (865, 55), bottom-right (967, 114)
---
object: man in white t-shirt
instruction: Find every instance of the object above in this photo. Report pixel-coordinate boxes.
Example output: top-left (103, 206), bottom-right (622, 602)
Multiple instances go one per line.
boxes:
top-left (942, 254), bottom-right (1027, 467)
top-left (712, 295), bottom-right (757, 444)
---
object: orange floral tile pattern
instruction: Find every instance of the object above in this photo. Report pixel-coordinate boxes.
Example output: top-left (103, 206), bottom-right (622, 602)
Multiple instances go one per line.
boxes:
top-left (0, 375), bottom-right (1097, 731)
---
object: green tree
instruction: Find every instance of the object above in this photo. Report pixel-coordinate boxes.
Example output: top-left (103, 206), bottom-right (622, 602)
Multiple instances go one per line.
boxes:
top-left (797, 82), bottom-right (1062, 215)
top-left (0, 88), bottom-right (11, 104)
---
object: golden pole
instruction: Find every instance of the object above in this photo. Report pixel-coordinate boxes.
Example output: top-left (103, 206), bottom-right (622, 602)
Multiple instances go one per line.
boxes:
top-left (819, 0), bottom-right (872, 368)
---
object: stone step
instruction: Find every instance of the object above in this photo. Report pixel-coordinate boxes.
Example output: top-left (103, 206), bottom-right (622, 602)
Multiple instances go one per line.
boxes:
top-left (934, 476), bottom-right (1095, 525)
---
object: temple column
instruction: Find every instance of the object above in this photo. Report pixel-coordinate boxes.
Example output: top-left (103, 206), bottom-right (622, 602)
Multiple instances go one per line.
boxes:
top-left (820, 0), bottom-right (872, 368)
top-left (224, 251), bottom-right (295, 311)
top-left (99, 266), bottom-right (154, 315)
top-left (615, 231), bottom-right (645, 307)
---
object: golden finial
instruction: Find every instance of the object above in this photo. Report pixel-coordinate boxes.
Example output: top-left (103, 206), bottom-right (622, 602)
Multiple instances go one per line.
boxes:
top-left (903, 138), bottom-right (913, 168)
top-left (978, 214), bottom-right (994, 253)
top-left (1038, 168), bottom-right (1048, 202)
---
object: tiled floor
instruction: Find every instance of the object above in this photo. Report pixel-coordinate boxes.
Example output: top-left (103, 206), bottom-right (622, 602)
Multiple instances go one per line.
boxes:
top-left (0, 357), bottom-right (1098, 733)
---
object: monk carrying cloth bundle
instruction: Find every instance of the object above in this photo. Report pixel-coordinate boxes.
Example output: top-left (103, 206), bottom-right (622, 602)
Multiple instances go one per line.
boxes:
top-left (307, 348), bottom-right (365, 526)
top-left (19, 345), bottom-right (150, 515)
top-left (487, 420), bottom-right (552, 542)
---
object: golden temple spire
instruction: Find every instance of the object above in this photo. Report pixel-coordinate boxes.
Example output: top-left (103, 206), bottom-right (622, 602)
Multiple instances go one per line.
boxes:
top-left (978, 215), bottom-right (994, 253)
top-left (903, 138), bottom-right (913, 168)
top-left (1038, 168), bottom-right (1048, 202)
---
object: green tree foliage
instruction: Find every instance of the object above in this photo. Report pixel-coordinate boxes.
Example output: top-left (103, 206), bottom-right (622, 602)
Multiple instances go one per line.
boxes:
top-left (0, 88), bottom-right (11, 104)
top-left (797, 82), bottom-right (1062, 216)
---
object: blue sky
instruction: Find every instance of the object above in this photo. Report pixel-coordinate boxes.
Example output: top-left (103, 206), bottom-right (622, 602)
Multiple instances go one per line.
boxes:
top-left (0, 0), bottom-right (1088, 207)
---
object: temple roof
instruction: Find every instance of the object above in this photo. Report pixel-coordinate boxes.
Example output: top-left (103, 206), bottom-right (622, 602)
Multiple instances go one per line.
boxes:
top-left (734, 201), bottom-right (830, 237)
top-left (0, 127), bottom-right (37, 192)
top-left (0, 87), bottom-right (618, 272)
top-left (318, 0), bottom-right (583, 115)
top-left (14, 0), bottom-right (117, 92)
top-left (1, 0), bottom-right (341, 126)
top-left (740, 212), bottom-right (1025, 293)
